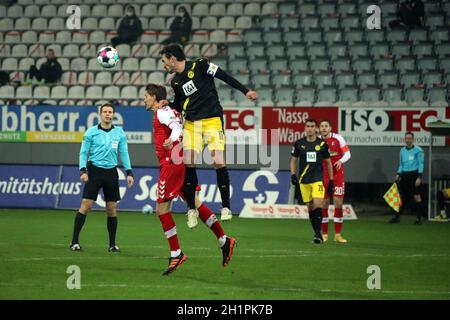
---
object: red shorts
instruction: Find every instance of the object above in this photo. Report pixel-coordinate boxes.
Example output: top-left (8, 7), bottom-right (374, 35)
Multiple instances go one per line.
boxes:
top-left (323, 173), bottom-right (345, 199)
top-left (157, 163), bottom-right (185, 203)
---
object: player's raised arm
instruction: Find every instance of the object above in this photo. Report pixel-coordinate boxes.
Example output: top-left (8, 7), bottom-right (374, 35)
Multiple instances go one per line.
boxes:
top-left (200, 58), bottom-right (258, 101)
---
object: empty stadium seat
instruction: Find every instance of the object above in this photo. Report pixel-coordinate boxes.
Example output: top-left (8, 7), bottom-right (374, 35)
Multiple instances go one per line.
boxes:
top-left (335, 73), bottom-right (356, 89)
top-left (405, 87), bottom-right (427, 107)
top-left (428, 88), bottom-right (448, 107)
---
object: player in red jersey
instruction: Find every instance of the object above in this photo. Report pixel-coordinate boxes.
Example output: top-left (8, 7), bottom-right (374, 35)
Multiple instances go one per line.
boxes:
top-left (145, 83), bottom-right (236, 275)
top-left (320, 120), bottom-right (351, 243)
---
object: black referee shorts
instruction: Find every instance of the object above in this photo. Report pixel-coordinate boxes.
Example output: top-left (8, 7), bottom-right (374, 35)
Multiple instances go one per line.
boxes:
top-left (399, 171), bottom-right (422, 198)
top-left (82, 164), bottom-right (121, 202)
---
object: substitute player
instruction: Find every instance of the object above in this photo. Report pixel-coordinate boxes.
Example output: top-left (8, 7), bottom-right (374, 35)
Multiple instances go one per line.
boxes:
top-left (320, 120), bottom-right (351, 243)
top-left (70, 103), bottom-right (134, 252)
top-left (145, 83), bottom-right (236, 275)
top-left (290, 119), bottom-right (334, 244)
top-left (159, 44), bottom-right (258, 226)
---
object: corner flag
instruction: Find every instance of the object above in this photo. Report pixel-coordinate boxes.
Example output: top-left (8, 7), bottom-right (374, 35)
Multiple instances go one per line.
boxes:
top-left (383, 183), bottom-right (402, 212)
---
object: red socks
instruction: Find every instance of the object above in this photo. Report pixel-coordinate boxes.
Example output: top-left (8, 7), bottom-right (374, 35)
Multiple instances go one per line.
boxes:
top-left (198, 204), bottom-right (225, 239)
top-left (334, 207), bottom-right (343, 234)
top-left (321, 208), bottom-right (329, 234)
top-left (159, 212), bottom-right (180, 253)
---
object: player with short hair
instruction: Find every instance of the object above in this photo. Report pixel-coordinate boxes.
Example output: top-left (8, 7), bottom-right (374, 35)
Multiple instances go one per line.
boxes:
top-left (70, 103), bottom-right (134, 252)
top-left (290, 119), bottom-right (334, 244)
top-left (320, 120), bottom-right (351, 243)
top-left (145, 83), bottom-right (236, 275)
top-left (159, 43), bottom-right (258, 226)
top-left (389, 131), bottom-right (425, 224)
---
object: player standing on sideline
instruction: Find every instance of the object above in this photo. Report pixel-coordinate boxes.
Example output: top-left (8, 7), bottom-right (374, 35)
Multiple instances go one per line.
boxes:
top-left (145, 84), bottom-right (236, 275)
top-left (70, 103), bottom-right (134, 252)
top-left (159, 44), bottom-right (258, 227)
top-left (389, 131), bottom-right (425, 225)
top-left (320, 120), bottom-right (351, 243)
top-left (290, 119), bottom-right (334, 244)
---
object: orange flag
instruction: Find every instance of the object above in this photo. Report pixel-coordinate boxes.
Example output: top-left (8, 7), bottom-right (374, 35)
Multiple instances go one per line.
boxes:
top-left (383, 182), bottom-right (403, 213)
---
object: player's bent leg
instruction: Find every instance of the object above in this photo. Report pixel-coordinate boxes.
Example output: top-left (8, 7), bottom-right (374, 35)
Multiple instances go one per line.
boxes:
top-left (70, 198), bottom-right (94, 251)
top-left (105, 202), bottom-right (120, 252)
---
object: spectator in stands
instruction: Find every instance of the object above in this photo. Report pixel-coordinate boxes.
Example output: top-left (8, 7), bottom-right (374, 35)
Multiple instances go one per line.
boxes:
top-left (0, 70), bottom-right (10, 86)
top-left (389, 0), bottom-right (425, 28)
top-left (111, 5), bottom-right (143, 47)
top-left (162, 6), bottom-right (192, 46)
top-left (27, 48), bottom-right (62, 84)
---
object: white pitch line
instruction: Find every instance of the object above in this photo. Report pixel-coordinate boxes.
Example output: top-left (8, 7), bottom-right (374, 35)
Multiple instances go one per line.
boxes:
top-left (1, 282), bottom-right (450, 296)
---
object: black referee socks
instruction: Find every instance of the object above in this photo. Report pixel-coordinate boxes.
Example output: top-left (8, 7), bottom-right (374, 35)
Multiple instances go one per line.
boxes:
top-left (107, 216), bottom-right (117, 248)
top-left (71, 212), bottom-right (86, 245)
top-left (184, 167), bottom-right (198, 210)
top-left (216, 167), bottom-right (231, 209)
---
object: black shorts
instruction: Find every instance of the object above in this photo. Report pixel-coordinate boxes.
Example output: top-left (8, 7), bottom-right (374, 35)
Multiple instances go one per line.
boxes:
top-left (82, 163), bottom-right (120, 202)
top-left (399, 171), bottom-right (421, 197)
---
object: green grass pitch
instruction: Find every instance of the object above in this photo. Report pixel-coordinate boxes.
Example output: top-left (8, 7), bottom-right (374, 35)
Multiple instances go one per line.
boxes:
top-left (0, 209), bottom-right (449, 300)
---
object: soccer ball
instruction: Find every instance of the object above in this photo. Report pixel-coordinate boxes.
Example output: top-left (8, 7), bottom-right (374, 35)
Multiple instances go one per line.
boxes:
top-left (97, 46), bottom-right (119, 69)
top-left (142, 204), bottom-right (154, 215)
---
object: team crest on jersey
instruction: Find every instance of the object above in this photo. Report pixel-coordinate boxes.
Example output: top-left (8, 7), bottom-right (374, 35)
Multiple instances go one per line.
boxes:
top-left (187, 71), bottom-right (195, 79)
top-left (315, 145), bottom-right (321, 151)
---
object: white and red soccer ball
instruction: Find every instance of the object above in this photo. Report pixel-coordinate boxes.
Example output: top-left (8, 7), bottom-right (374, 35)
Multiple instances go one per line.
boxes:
top-left (97, 46), bottom-right (119, 69)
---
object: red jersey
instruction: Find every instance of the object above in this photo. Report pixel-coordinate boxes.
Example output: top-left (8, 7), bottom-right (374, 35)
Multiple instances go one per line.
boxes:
top-left (322, 133), bottom-right (350, 177)
top-left (152, 106), bottom-right (182, 165)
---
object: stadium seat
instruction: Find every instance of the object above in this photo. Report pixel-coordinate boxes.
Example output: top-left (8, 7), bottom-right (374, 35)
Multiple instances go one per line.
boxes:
top-left (41, 5), bottom-right (57, 17)
top-left (16, 86), bottom-right (32, 100)
top-left (270, 60), bottom-right (288, 73)
top-left (307, 44), bottom-right (326, 59)
top-left (252, 74), bottom-right (270, 88)
top-left (191, 31), bottom-right (209, 44)
top-left (304, 29), bottom-right (323, 45)
top-left (359, 86), bottom-right (383, 107)
top-left (89, 31), bottom-right (105, 44)
top-left (284, 31), bottom-right (302, 46)
top-left (233, 74), bottom-right (250, 87)
top-left (366, 30), bottom-right (385, 45)
top-left (209, 3), bottom-right (226, 16)
top-left (63, 44), bottom-right (80, 58)
top-left (82, 18), bottom-right (98, 30)
top-left (281, 18), bottom-right (299, 31)
top-left (417, 56), bottom-right (438, 72)
top-left (405, 87), bottom-right (427, 107)
top-left (357, 73), bottom-right (377, 89)
top-left (261, 16), bottom-right (279, 30)
top-left (141, 4), bottom-right (158, 17)
top-left (103, 86), bottom-right (120, 100)
top-left (112, 72), bottom-right (130, 86)
top-left (4, 32), bottom-right (21, 44)
top-left (269, 72), bottom-right (291, 90)
top-left (34, 86), bottom-right (50, 99)
top-left (68, 86), bottom-right (85, 99)
top-left (0, 85), bottom-right (15, 99)
top-left (310, 58), bottom-right (330, 73)
top-left (50, 86), bottom-right (68, 100)
top-left (428, 87), bottom-right (448, 107)
top-left (0, 44), bottom-right (11, 58)
top-left (287, 44), bottom-right (306, 60)
top-left (235, 16), bottom-right (252, 29)
top-left (293, 72), bottom-right (313, 88)
top-left (9, 71), bottom-right (24, 83)
top-left (298, 2), bottom-right (316, 17)
top-left (249, 59), bottom-right (268, 73)
top-left (409, 28), bottom-right (429, 44)
top-left (441, 57), bottom-right (450, 73)
top-left (321, 17), bottom-right (339, 31)
top-left (370, 43), bottom-right (390, 58)
top-left (335, 73), bottom-right (355, 89)
top-left (387, 29), bottom-right (408, 43)
top-left (227, 3), bottom-right (243, 16)
top-left (218, 16), bottom-right (234, 30)
top-left (378, 71), bottom-right (399, 89)
top-left (374, 58), bottom-right (394, 73)
top-left (8, 4), bottom-right (24, 18)
top-left (422, 71), bottom-right (443, 87)
top-left (328, 43), bottom-right (348, 59)
top-left (229, 59), bottom-right (248, 74)
top-left (391, 42), bottom-right (411, 57)
top-left (149, 44), bottom-right (164, 58)
top-left (121, 86), bottom-right (138, 100)
top-left (400, 72), bottom-right (421, 88)
top-left (383, 87), bottom-right (405, 106)
top-left (201, 17), bottom-right (218, 29)
top-left (346, 31), bottom-right (365, 47)
top-left (210, 30), bottom-right (226, 43)
top-left (129, 71), bottom-right (147, 86)
top-left (184, 44), bottom-right (200, 58)
top-left (0, 18), bottom-right (13, 31)
top-left (337, 86), bottom-right (359, 106)
top-left (15, 18), bottom-right (31, 31)
top-left (70, 57), bottom-right (87, 71)
top-left (72, 32), bottom-right (89, 44)
top-left (316, 87), bottom-right (337, 106)
top-left (267, 46), bottom-right (285, 60)
top-left (260, 2), bottom-right (276, 15)
top-left (425, 14), bottom-right (445, 29)
top-left (275, 87), bottom-right (295, 106)
top-left (290, 58), bottom-right (310, 73)
top-left (295, 86), bottom-right (316, 106)
top-left (349, 43), bottom-right (368, 59)
top-left (353, 58), bottom-right (373, 74)
top-left (279, 2), bottom-right (296, 15)
top-left (39, 32), bottom-right (56, 44)
top-left (341, 15), bottom-right (360, 31)
top-left (244, 30), bottom-right (262, 45)
top-left (79, 44), bottom-right (96, 58)
top-left (413, 42), bottom-right (434, 58)
top-left (264, 31), bottom-right (283, 45)
top-left (331, 58), bottom-right (351, 74)
top-left (228, 44), bottom-right (246, 59)
top-left (247, 45), bottom-right (265, 60)
top-left (91, 5), bottom-right (107, 17)
top-left (61, 71), bottom-right (77, 85)
top-left (430, 28), bottom-right (449, 44)
top-left (436, 43), bottom-right (450, 58)
top-left (192, 3), bottom-right (209, 16)
top-left (94, 72), bottom-right (111, 85)
top-left (314, 73), bottom-right (334, 89)
top-left (115, 44), bottom-right (131, 58)
top-left (12, 44), bottom-right (28, 57)
top-left (301, 15), bottom-right (320, 30)
top-left (148, 72), bottom-right (165, 84)
top-left (122, 58), bottom-right (139, 71)
top-left (108, 4), bottom-right (123, 17)
top-left (99, 17), bottom-right (115, 30)
top-left (56, 31), bottom-right (72, 44)
top-left (380, 1), bottom-right (398, 15)
top-left (18, 57), bottom-right (34, 71)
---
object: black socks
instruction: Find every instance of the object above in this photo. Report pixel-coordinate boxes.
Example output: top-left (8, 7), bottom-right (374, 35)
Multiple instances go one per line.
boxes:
top-left (107, 216), bottom-right (118, 247)
top-left (184, 167), bottom-right (198, 210)
top-left (309, 208), bottom-right (323, 237)
top-left (216, 167), bottom-right (231, 209)
top-left (71, 212), bottom-right (86, 245)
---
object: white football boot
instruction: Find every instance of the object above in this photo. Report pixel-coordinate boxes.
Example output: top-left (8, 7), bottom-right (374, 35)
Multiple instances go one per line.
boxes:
top-left (220, 207), bottom-right (233, 221)
top-left (186, 209), bottom-right (199, 229)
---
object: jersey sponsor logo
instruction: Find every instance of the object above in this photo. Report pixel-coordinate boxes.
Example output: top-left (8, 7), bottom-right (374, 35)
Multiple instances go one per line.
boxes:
top-left (306, 152), bottom-right (317, 163)
top-left (206, 63), bottom-right (218, 76)
top-left (314, 145), bottom-right (321, 151)
top-left (187, 71), bottom-right (195, 79)
top-left (182, 80), bottom-right (198, 96)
